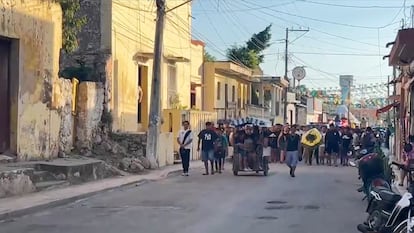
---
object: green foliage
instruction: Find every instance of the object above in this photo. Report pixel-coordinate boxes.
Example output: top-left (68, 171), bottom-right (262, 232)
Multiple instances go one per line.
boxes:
top-left (56, 0), bottom-right (87, 53)
top-left (246, 24), bottom-right (272, 64)
top-left (226, 24), bottom-right (272, 69)
top-left (227, 46), bottom-right (260, 69)
top-left (204, 51), bottom-right (216, 62)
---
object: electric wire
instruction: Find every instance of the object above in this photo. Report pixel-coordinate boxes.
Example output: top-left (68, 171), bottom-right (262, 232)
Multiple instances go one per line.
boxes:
top-left (240, 0), bottom-right (400, 29)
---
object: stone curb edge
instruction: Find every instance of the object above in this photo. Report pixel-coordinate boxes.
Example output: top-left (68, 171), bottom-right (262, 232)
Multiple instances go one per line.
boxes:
top-left (0, 167), bottom-right (185, 221)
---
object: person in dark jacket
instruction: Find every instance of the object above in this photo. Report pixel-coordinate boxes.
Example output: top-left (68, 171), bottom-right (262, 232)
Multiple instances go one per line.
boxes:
top-left (325, 124), bottom-right (341, 166)
top-left (286, 126), bottom-right (301, 177)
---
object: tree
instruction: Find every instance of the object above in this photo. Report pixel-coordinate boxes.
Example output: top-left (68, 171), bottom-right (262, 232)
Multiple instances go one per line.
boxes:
top-left (56, 0), bottom-right (87, 53)
top-left (227, 46), bottom-right (259, 69)
top-left (226, 24), bottom-right (272, 69)
top-left (246, 24), bottom-right (272, 64)
top-left (204, 51), bottom-right (216, 62)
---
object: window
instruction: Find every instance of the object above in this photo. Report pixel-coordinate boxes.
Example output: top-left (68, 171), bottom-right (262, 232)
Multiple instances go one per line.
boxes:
top-left (225, 83), bottom-right (228, 103)
top-left (217, 82), bottom-right (221, 100)
top-left (167, 64), bottom-right (177, 92)
top-left (167, 64), bottom-right (177, 108)
top-left (191, 83), bottom-right (196, 108)
top-left (275, 101), bottom-right (280, 116)
top-left (232, 85), bottom-right (235, 102)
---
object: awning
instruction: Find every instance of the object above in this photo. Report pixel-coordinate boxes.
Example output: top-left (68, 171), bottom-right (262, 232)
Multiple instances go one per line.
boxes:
top-left (376, 102), bottom-right (400, 117)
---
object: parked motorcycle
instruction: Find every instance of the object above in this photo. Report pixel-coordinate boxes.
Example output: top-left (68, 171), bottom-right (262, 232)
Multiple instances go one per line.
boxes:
top-left (357, 161), bottom-right (414, 233)
top-left (349, 149), bottom-right (391, 202)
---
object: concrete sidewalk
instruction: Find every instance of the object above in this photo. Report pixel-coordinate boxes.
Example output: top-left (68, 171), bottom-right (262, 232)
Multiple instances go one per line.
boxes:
top-left (0, 162), bottom-right (203, 220)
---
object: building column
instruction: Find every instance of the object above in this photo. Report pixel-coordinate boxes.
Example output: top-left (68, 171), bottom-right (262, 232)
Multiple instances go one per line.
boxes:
top-left (271, 86), bottom-right (276, 116)
top-left (258, 83), bottom-right (264, 106)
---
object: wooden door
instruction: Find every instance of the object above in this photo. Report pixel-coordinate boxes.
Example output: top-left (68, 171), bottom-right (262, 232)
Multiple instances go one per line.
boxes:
top-left (0, 40), bottom-right (10, 153)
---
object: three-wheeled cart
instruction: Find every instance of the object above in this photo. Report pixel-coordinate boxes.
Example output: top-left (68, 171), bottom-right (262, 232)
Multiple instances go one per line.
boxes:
top-left (232, 152), bottom-right (269, 176)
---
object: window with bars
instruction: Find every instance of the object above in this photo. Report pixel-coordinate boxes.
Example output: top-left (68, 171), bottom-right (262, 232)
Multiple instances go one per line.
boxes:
top-left (167, 64), bottom-right (177, 92)
top-left (232, 85), bottom-right (235, 102)
top-left (167, 64), bottom-right (177, 108)
top-left (217, 81), bottom-right (221, 100)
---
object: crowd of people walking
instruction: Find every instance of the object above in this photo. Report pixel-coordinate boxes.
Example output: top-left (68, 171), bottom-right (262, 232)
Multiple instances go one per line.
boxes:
top-left (178, 120), bottom-right (388, 178)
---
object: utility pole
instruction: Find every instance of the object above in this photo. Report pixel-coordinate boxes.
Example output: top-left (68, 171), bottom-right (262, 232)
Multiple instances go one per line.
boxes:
top-left (387, 75), bottom-right (391, 123)
top-left (347, 79), bottom-right (351, 127)
top-left (283, 27), bottom-right (309, 124)
top-left (146, 0), bottom-right (166, 168)
top-left (284, 28), bottom-right (289, 81)
top-left (146, 0), bottom-right (192, 168)
top-left (392, 66), bottom-right (397, 158)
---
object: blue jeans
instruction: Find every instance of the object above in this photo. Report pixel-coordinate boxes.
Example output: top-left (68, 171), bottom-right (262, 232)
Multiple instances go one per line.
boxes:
top-left (201, 150), bottom-right (214, 162)
top-left (286, 151), bottom-right (299, 167)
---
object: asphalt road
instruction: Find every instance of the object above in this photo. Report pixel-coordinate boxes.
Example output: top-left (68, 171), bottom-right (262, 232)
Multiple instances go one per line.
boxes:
top-left (1, 163), bottom-right (366, 233)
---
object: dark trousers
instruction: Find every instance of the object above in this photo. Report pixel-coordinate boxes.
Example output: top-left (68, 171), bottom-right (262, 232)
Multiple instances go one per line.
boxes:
top-left (180, 149), bottom-right (190, 173)
top-left (314, 147), bottom-right (319, 165)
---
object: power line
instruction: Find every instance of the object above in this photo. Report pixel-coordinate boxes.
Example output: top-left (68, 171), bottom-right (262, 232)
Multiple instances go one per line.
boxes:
top-left (240, 0), bottom-right (399, 29)
top-left (300, 1), bottom-right (405, 9)
top-left (219, 1), bottom-right (267, 50)
top-left (265, 51), bottom-right (384, 57)
top-left (166, 10), bottom-right (250, 68)
top-left (192, 1), bottom-right (296, 13)
top-left (235, 0), bottom-right (383, 47)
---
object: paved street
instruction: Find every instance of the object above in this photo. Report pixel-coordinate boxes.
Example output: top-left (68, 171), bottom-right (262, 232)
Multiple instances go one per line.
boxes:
top-left (1, 163), bottom-right (365, 233)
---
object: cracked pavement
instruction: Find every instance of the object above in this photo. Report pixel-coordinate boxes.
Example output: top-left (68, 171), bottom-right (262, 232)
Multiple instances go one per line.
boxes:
top-left (0, 163), bottom-right (366, 233)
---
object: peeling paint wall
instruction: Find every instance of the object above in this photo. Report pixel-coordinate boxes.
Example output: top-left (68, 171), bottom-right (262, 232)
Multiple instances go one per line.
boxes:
top-left (111, 0), bottom-right (193, 133)
top-left (0, 0), bottom-right (67, 160)
top-left (76, 82), bottom-right (105, 151)
top-left (59, 0), bottom-right (112, 153)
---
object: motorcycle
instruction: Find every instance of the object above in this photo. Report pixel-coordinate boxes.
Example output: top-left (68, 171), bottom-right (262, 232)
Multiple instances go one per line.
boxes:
top-left (349, 149), bottom-right (391, 202)
top-left (357, 161), bottom-right (414, 233)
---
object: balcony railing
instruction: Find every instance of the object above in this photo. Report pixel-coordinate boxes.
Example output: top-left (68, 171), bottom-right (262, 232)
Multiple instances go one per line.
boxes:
top-left (215, 108), bottom-right (246, 120)
top-left (245, 104), bottom-right (271, 119)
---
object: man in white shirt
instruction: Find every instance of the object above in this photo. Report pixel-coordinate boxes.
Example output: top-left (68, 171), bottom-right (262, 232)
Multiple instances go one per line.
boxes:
top-left (177, 121), bottom-right (193, 176)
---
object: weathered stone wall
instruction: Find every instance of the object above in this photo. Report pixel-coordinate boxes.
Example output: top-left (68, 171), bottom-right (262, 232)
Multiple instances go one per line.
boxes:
top-left (91, 132), bottom-right (150, 173)
top-left (76, 82), bottom-right (105, 151)
top-left (59, 0), bottom-right (110, 82)
top-left (0, 169), bottom-right (35, 198)
top-left (0, 1), bottom-right (70, 160)
top-left (110, 133), bottom-right (147, 158)
top-left (58, 0), bottom-right (113, 155)
top-left (58, 79), bottom-right (74, 156)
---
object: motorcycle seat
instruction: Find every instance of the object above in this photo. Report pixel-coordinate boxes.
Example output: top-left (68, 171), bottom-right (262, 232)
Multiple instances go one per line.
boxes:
top-left (376, 189), bottom-right (401, 202)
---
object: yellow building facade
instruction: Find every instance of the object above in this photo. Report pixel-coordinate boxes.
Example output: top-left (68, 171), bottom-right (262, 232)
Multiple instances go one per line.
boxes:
top-left (190, 40), bottom-right (204, 110)
top-left (0, 1), bottom-right (68, 160)
top-left (203, 61), bottom-right (252, 120)
top-left (111, 0), bottom-right (195, 132)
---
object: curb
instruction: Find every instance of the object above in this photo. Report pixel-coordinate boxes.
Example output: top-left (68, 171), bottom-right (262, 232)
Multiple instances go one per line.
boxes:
top-left (0, 166), bottom-right (186, 221)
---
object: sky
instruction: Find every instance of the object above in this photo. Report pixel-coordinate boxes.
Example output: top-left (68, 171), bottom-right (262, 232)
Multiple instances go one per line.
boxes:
top-left (190, 0), bottom-right (414, 91)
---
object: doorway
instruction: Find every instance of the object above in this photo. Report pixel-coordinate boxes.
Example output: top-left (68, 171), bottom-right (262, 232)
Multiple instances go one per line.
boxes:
top-left (137, 65), bottom-right (148, 129)
top-left (0, 39), bottom-right (10, 153)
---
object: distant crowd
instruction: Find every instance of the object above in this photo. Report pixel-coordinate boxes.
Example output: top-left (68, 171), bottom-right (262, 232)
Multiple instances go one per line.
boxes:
top-left (177, 120), bottom-right (391, 177)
